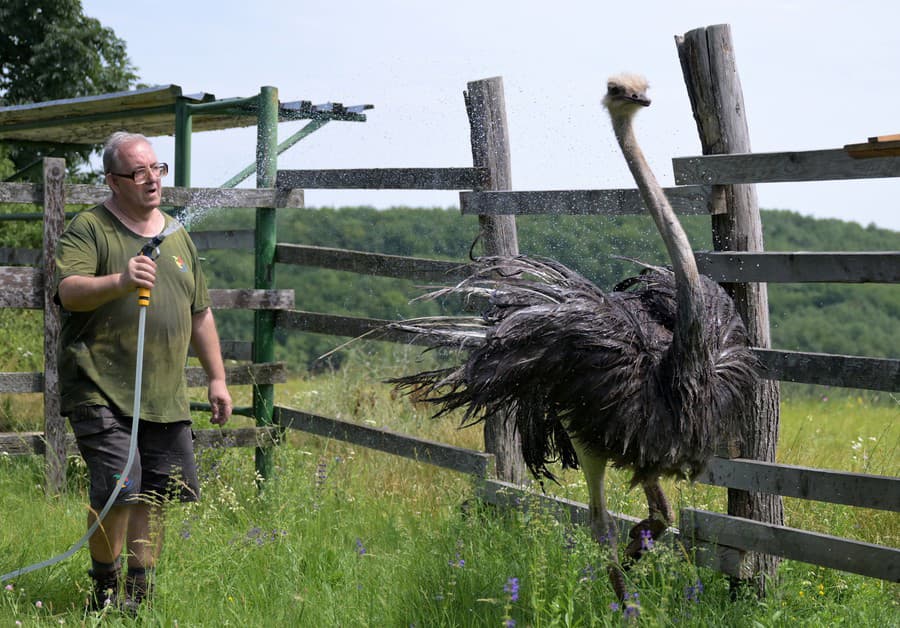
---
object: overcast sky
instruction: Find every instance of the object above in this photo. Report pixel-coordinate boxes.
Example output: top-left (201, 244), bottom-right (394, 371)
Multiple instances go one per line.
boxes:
top-left (82, 0), bottom-right (899, 232)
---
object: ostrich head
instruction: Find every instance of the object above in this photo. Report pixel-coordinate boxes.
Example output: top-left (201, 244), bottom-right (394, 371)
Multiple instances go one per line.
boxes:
top-left (602, 74), bottom-right (651, 117)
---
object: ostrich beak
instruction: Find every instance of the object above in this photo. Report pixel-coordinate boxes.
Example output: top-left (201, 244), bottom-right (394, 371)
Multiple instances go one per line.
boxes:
top-left (626, 93), bottom-right (651, 107)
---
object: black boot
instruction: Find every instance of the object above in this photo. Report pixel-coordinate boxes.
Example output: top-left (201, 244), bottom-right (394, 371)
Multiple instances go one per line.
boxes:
top-left (124, 567), bottom-right (154, 614)
top-left (88, 558), bottom-right (121, 611)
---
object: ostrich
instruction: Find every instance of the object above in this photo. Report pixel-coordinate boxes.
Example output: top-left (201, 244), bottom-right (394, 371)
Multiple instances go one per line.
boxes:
top-left (388, 74), bottom-right (757, 598)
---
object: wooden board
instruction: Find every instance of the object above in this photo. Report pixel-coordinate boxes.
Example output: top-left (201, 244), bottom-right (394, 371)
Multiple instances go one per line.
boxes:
top-left (0, 267), bottom-right (43, 308)
top-left (682, 508), bottom-right (900, 582)
top-left (0, 427), bottom-right (278, 456)
top-left (673, 148), bottom-right (900, 184)
top-left (0, 183), bottom-right (303, 209)
top-left (275, 406), bottom-right (494, 477)
top-left (276, 167), bottom-right (489, 190)
top-left (186, 362), bottom-right (286, 387)
top-left (696, 457), bottom-right (900, 512)
top-left (275, 243), bottom-right (470, 281)
top-left (845, 135), bottom-right (900, 159)
top-left (460, 186), bottom-right (714, 216)
top-left (754, 348), bottom-right (899, 392)
top-left (696, 251), bottom-right (900, 283)
top-left (208, 289), bottom-right (295, 310)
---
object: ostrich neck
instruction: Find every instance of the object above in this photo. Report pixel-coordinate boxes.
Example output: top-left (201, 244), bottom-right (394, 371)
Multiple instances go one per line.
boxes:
top-left (612, 115), bottom-right (706, 338)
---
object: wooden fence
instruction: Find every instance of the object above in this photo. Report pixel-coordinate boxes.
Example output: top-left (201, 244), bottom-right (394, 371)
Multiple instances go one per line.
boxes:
top-left (1, 30), bottom-right (898, 589)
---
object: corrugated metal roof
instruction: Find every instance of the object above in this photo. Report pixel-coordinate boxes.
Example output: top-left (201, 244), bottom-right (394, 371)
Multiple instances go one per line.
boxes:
top-left (0, 85), bottom-right (371, 145)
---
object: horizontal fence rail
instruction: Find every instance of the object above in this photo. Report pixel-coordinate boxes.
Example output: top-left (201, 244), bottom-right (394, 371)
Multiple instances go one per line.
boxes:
top-left (682, 509), bottom-right (900, 582)
top-left (191, 230), bottom-right (255, 251)
top-left (276, 167), bottom-right (489, 190)
top-left (696, 252), bottom-right (900, 283)
top-left (0, 183), bottom-right (304, 209)
top-left (273, 309), bottom-right (900, 392)
top-left (755, 348), bottom-right (899, 392)
top-left (460, 186), bottom-right (714, 216)
top-left (0, 426), bottom-right (278, 457)
top-left (208, 289), bottom-right (295, 310)
top-left (0, 267), bottom-right (42, 307)
top-left (276, 243), bottom-right (471, 281)
top-left (0, 362), bottom-right (286, 394)
top-left (673, 149), bottom-right (900, 185)
top-left (275, 406), bottom-right (495, 477)
top-left (695, 458), bottom-right (900, 512)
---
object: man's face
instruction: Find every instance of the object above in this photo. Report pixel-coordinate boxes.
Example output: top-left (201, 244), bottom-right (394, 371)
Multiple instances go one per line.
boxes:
top-left (106, 139), bottom-right (163, 214)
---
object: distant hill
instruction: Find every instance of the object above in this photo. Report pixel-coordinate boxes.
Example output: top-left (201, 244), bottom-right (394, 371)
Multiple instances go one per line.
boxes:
top-left (198, 206), bottom-right (899, 369)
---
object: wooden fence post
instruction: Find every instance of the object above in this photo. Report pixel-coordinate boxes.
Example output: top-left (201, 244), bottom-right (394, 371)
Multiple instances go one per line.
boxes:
top-left (676, 24), bottom-right (784, 595)
top-left (42, 158), bottom-right (66, 493)
top-left (464, 77), bottom-right (527, 485)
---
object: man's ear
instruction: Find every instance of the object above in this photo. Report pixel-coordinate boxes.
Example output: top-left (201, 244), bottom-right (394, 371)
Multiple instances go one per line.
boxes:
top-left (105, 172), bottom-right (119, 194)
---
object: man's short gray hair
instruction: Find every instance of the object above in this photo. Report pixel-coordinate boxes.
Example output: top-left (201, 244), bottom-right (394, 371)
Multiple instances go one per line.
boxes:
top-left (102, 132), bottom-right (151, 173)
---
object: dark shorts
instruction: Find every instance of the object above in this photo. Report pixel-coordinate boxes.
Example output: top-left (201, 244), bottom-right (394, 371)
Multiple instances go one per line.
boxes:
top-left (69, 406), bottom-right (199, 509)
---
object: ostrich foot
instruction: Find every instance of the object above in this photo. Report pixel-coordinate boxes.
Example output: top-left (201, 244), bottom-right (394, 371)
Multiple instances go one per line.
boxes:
top-left (623, 516), bottom-right (669, 565)
top-left (607, 563), bottom-right (629, 601)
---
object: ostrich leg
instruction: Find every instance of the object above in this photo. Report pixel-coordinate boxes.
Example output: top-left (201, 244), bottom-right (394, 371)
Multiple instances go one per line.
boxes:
top-left (624, 478), bottom-right (674, 562)
top-left (572, 440), bottom-right (628, 599)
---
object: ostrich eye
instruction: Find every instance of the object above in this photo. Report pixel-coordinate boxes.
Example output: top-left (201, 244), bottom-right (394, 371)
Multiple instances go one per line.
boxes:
top-left (608, 85), bottom-right (622, 95)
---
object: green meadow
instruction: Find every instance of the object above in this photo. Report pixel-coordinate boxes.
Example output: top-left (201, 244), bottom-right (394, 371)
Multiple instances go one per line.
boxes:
top-left (1, 351), bottom-right (897, 626)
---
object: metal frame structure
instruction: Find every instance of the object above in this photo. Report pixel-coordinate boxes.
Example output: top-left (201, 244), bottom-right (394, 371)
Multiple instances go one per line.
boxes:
top-left (0, 84), bottom-right (373, 481)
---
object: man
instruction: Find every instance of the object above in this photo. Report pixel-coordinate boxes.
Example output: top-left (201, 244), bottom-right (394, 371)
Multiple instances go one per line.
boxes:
top-left (54, 131), bottom-right (232, 612)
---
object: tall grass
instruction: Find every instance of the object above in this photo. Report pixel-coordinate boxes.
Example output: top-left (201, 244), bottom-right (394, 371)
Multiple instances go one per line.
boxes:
top-left (0, 350), bottom-right (897, 625)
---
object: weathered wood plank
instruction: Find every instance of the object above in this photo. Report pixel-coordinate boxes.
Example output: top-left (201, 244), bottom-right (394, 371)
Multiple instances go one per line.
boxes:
top-left (0, 267), bottom-right (43, 308)
top-left (275, 243), bottom-right (470, 281)
top-left (477, 479), bottom-right (642, 539)
top-left (0, 183), bottom-right (304, 208)
top-left (0, 427), bottom-right (279, 456)
top-left (189, 230), bottom-right (255, 251)
top-left (460, 186), bottom-right (714, 216)
top-left (275, 406), bottom-right (494, 477)
top-left (187, 340), bottom-right (252, 361)
top-left (754, 348), bottom-right (899, 392)
top-left (1, 362), bottom-right (291, 392)
top-left (192, 426), bottom-right (279, 449)
top-left (0, 247), bottom-right (40, 266)
top-left (163, 187), bottom-right (304, 209)
top-left (673, 149), bottom-right (900, 185)
top-left (208, 289), bottom-right (295, 310)
top-left (696, 252), bottom-right (900, 283)
top-left (274, 310), bottom-right (423, 345)
top-left (0, 372), bottom-right (43, 393)
top-left (682, 508), bottom-right (900, 582)
top-left (696, 457), bottom-right (900, 512)
top-left (186, 362), bottom-right (286, 387)
top-left (276, 167), bottom-right (489, 190)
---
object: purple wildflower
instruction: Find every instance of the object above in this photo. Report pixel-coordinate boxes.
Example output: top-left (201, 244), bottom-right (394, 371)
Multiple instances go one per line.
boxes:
top-left (504, 619), bottom-right (516, 628)
top-left (504, 577), bottom-right (520, 602)
top-left (356, 538), bottom-right (367, 556)
top-left (640, 528), bottom-right (654, 551)
top-left (609, 602), bottom-right (620, 612)
top-left (315, 458), bottom-right (328, 488)
top-left (685, 579), bottom-right (704, 603)
top-left (624, 591), bottom-right (641, 618)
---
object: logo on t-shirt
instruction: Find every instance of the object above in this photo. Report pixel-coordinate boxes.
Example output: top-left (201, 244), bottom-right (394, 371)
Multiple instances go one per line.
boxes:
top-left (171, 255), bottom-right (188, 272)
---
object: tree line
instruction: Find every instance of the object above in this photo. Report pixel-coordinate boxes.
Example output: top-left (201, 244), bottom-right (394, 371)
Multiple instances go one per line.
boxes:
top-left (195, 205), bottom-right (900, 371)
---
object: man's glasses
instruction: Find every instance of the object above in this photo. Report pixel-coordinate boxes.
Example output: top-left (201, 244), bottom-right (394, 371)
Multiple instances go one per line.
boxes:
top-left (108, 163), bottom-right (169, 184)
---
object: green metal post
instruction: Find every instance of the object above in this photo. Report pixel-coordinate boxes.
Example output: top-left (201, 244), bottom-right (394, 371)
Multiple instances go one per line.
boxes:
top-left (173, 98), bottom-right (192, 226)
top-left (253, 86), bottom-right (278, 484)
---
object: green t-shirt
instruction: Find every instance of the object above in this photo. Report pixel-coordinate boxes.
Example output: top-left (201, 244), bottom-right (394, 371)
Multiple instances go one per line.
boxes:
top-left (55, 204), bottom-right (211, 422)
